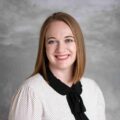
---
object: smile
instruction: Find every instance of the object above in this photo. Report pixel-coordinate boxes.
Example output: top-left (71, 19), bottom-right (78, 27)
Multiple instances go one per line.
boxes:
top-left (55, 54), bottom-right (70, 60)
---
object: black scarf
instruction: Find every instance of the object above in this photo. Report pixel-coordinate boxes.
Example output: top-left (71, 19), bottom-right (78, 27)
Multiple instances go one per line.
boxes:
top-left (46, 67), bottom-right (89, 120)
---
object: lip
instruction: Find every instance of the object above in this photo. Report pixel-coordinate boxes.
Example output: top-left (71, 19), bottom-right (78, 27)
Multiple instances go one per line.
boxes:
top-left (55, 54), bottom-right (70, 60)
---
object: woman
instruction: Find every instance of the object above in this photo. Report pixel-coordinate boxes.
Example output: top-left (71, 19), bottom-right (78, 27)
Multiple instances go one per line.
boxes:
top-left (9, 12), bottom-right (106, 120)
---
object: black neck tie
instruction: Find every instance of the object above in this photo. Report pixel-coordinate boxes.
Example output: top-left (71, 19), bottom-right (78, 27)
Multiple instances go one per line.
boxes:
top-left (45, 67), bottom-right (89, 120)
top-left (66, 82), bottom-right (89, 120)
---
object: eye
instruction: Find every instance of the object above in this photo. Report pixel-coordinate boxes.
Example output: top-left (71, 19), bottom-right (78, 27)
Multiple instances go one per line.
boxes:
top-left (48, 40), bottom-right (54, 44)
top-left (47, 39), bottom-right (58, 45)
top-left (65, 39), bottom-right (74, 43)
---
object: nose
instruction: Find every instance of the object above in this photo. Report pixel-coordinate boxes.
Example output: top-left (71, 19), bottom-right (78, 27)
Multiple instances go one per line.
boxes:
top-left (56, 41), bottom-right (66, 53)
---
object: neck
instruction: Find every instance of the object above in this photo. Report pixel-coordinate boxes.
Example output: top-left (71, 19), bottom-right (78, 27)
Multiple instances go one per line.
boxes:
top-left (49, 66), bottom-right (73, 87)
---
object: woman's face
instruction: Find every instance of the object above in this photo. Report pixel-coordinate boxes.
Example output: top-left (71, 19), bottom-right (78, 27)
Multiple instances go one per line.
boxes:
top-left (45, 21), bottom-right (76, 71)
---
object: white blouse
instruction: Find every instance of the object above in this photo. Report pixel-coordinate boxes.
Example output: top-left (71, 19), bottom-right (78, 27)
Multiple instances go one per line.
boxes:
top-left (9, 73), bottom-right (106, 120)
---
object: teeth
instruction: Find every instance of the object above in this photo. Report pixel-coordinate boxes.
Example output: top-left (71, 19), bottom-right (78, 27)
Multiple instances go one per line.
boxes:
top-left (55, 55), bottom-right (69, 60)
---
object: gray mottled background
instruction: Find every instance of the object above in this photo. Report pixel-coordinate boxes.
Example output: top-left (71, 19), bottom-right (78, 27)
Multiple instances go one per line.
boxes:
top-left (0, 0), bottom-right (120, 120)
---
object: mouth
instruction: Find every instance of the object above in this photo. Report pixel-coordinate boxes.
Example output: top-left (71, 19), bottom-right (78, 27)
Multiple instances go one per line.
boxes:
top-left (55, 54), bottom-right (70, 60)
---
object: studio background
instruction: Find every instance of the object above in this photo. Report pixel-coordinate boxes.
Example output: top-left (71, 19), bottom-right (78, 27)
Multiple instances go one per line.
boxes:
top-left (0, 0), bottom-right (120, 120)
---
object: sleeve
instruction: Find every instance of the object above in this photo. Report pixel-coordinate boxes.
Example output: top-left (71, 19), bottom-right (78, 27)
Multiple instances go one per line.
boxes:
top-left (8, 85), bottom-right (43, 120)
top-left (95, 83), bottom-right (106, 120)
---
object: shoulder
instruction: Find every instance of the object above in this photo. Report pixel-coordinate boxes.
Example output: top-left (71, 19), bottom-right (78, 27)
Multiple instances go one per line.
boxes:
top-left (80, 77), bottom-right (106, 119)
top-left (23, 73), bottom-right (45, 87)
top-left (17, 73), bottom-right (47, 96)
top-left (9, 74), bottom-right (44, 119)
top-left (81, 77), bottom-right (100, 91)
top-left (80, 77), bottom-right (105, 102)
top-left (80, 77), bottom-right (105, 106)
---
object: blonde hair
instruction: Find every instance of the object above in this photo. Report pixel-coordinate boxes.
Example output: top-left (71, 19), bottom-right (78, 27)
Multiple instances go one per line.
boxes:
top-left (30, 12), bottom-right (86, 83)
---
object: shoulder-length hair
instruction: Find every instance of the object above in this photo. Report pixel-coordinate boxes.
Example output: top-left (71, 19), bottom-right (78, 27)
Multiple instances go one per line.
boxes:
top-left (30, 12), bottom-right (86, 83)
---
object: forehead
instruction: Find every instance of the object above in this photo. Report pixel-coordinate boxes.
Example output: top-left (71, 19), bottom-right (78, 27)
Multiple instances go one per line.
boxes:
top-left (45, 21), bottom-right (73, 38)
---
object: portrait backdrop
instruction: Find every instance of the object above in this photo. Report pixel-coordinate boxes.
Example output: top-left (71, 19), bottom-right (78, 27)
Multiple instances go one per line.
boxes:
top-left (0, 0), bottom-right (120, 120)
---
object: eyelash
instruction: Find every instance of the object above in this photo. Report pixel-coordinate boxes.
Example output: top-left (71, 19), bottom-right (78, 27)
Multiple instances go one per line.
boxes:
top-left (65, 39), bottom-right (74, 43)
top-left (48, 40), bottom-right (57, 44)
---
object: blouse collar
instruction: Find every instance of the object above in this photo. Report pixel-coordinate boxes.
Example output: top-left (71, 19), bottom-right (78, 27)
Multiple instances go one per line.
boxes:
top-left (46, 66), bottom-right (82, 96)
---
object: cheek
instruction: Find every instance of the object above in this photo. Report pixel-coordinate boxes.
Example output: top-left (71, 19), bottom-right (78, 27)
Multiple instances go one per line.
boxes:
top-left (45, 45), bottom-right (56, 61)
top-left (45, 44), bottom-right (50, 59)
top-left (46, 46), bottom-right (55, 54)
top-left (45, 43), bottom-right (51, 54)
top-left (45, 47), bottom-right (50, 59)
top-left (45, 46), bottom-right (49, 54)
top-left (70, 44), bottom-right (77, 55)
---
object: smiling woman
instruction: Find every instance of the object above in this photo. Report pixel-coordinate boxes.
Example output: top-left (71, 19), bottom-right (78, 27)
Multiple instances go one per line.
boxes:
top-left (8, 12), bottom-right (106, 120)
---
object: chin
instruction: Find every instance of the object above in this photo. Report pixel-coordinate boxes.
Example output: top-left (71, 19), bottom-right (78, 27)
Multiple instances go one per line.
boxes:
top-left (54, 64), bottom-right (73, 70)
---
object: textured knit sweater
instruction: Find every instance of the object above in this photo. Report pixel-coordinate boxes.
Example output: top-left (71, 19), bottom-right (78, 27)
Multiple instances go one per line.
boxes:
top-left (9, 73), bottom-right (106, 120)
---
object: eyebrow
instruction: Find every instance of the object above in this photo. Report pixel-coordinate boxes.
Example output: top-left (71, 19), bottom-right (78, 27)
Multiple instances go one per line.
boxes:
top-left (47, 37), bottom-right (56, 40)
top-left (65, 36), bottom-right (74, 38)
